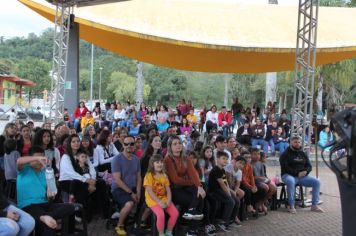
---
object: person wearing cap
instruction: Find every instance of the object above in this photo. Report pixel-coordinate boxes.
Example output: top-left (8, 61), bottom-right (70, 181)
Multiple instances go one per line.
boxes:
top-left (218, 106), bottom-right (232, 138)
top-left (280, 136), bottom-right (324, 214)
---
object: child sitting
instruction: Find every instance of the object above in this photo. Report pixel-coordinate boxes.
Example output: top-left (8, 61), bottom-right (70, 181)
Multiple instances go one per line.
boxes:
top-left (251, 148), bottom-right (276, 214)
top-left (143, 154), bottom-right (179, 236)
top-left (69, 150), bottom-right (96, 203)
top-left (208, 151), bottom-right (240, 232)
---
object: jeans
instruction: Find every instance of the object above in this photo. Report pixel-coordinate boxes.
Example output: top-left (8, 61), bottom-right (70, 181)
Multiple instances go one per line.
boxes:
top-left (282, 174), bottom-right (320, 207)
top-left (267, 139), bottom-right (275, 153)
top-left (74, 118), bottom-right (81, 130)
top-left (275, 142), bottom-right (289, 155)
top-left (251, 138), bottom-right (268, 155)
top-left (222, 125), bottom-right (230, 138)
top-left (0, 205), bottom-right (35, 236)
top-left (0, 156), bottom-right (4, 170)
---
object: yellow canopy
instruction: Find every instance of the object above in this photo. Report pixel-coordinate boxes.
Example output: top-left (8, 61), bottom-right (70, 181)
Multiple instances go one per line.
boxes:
top-left (19, 0), bottom-right (356, 73)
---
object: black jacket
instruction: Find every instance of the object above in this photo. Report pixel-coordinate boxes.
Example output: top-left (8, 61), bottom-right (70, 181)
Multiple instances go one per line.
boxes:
top-left (0, 184), bottom-right (10, 217)
top-left (279, 147), bottom-right (312, 177)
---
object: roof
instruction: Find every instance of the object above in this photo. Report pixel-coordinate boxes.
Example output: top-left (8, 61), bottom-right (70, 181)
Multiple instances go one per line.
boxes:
top-left (0, 74), bottom-right (36, 87)
top-left (19, 0), bottom-right (356, 73)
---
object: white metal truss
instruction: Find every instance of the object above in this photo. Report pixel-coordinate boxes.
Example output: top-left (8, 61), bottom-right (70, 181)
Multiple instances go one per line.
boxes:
top-left (291, 0), bottom-right (319, 155)
top-left (49, 3), bottom-right (73, 124)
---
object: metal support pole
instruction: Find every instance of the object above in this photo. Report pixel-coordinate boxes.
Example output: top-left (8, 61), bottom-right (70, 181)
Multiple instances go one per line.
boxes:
top-left (90, 44), bottom-right (94, 110)
top-left (49, 3), bottom-right (73, 124)
top-left (99, 67), bottom-right (103, 102)
top-left (291, 0), bottom-right (319, 155)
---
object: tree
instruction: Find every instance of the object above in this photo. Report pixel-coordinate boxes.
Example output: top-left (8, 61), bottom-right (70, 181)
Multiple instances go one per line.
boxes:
top-left (106, 71), bottom-right (150, 103)
top-left (146, 66), bottom-right (188, 105)
top-left (16, 57), bottom-right (51, 97)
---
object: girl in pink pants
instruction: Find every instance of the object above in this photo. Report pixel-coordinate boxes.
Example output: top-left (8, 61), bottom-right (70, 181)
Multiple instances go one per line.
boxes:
top-left (143, 154), bottom-right (179, 236)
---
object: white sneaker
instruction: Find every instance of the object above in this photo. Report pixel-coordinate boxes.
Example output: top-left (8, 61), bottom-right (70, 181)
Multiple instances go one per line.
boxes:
top-left (111, 211), bottom-right (120, 219)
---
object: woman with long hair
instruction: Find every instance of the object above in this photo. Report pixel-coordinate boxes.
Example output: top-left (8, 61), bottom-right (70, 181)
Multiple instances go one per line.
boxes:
top-left (16, 125), bottom-right (32, 156)
top-left (83, 125), bottom-right (97, 147)
top-left (59, 134), bottom-right (104, 220)
top-left (32, 128), bottom-right (61, 174)
top-left (73, 101), bottom-right (89, 131)
top-left (93, 129), bottom-right (119, 172)
top-left (164, 135), bottom-right (206, 236)
top-left (205, 105), bottom-right (218, 134)
top-left (140, 134), bottom-right (162, 179)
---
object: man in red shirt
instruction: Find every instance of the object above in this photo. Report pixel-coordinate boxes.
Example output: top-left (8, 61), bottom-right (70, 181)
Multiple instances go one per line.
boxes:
top-left (218, 106), bottom-right (232, 138)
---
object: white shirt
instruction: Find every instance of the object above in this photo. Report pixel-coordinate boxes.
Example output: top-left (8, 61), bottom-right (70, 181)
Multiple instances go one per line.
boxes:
top-left (8, 112), bottom-right (17, 122)
top-left (224, 164), bottom-right (242, 182)
top-left (59, 154), bottom-right (96, 182)
top-left (114, 109), bottom-right (126, 120)
top-left (93, 143), bottom-right (119, 167)
top-left (206, 111), bottom-right (218, 124)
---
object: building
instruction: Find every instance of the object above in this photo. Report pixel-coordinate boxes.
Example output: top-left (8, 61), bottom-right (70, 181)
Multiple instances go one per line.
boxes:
top-left (0, 74), bottom-right (35, 105)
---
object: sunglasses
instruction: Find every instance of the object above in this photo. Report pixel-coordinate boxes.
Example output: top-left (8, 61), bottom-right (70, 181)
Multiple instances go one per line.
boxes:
top-left (124, 142), bottom-right (135, 147)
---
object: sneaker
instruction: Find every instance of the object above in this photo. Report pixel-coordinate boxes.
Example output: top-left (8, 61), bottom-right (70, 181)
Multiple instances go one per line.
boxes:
top-left (288, 207), bottom-right (297, 214)
top-left (111, 212), bottom-right (120, 219)
top-left (74, 216), bottom-right (82, 223)
top-left (192, 213), bottom-right (204, 220)
top-left (165, 231), bottom-right (173, 236)
top-left (186, 229), bottom-right (198, 236)
top-left (229, 220), bottom-right (242, 228)
top-left (217, 223), bottom-right (230, 232)
top-left (115, 225), bottom-right (127, 236)
top-left (311, 205), bottom-right (325, 213)
top-left (182, 212), bottom-right (194, 220)
top-left (205, 224), bottom-right (216, 236)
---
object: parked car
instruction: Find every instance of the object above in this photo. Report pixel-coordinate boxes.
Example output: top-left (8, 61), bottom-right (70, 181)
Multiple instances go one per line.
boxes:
top-left (0, 107), bottom-right (9, 120)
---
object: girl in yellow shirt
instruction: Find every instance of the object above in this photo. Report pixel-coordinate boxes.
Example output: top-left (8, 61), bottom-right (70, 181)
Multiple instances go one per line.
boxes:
top-left (143, 154), bottom-right (179, 236)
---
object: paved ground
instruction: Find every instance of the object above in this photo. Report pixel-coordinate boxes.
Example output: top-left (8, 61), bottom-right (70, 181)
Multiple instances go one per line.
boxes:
top-left (87, 166), bottom-right (342, 236)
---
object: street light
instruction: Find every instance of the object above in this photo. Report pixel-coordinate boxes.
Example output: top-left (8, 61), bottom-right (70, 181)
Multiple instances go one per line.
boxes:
top-left (99, 67), bottom-right (103, 102)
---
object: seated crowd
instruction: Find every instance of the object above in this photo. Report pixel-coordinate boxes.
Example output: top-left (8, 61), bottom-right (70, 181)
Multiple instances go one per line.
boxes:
top-left (0, 98), bottom-right (325, 236)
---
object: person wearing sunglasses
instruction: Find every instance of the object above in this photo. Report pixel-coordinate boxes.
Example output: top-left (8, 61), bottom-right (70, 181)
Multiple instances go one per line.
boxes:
top-left (111, 135), bottom-right (141, 236)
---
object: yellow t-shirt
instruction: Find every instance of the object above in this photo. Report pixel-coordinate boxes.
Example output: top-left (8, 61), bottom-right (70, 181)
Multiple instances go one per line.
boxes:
top-left (143, 172), bottom-right (170, 207)
top-left (186, 114), bottom-right (197, 125)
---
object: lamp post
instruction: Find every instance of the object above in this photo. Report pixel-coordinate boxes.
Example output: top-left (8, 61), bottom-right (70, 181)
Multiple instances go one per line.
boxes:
top-left (99, 67), bottom-right (103, 102)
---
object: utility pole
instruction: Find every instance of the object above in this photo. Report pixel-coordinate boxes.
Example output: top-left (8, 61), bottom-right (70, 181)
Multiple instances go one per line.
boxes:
top-left (99, 67), bottom-right (103, 102)
top-left (90, 44), bottom-right (94, 110)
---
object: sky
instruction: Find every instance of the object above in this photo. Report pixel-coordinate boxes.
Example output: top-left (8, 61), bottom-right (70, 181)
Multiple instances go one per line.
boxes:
top-left (0, 0), bottom-right (298, 38)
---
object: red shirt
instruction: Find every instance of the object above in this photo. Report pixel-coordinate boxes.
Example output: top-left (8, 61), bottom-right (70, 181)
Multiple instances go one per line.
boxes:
top-left (74, 106), bottom-right (89, 119)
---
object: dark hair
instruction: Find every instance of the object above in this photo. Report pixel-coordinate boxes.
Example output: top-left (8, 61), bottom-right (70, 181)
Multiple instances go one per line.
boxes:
top-left (4, 139), bottom-right (17, 154)
top-left (146, 154), bottom-right (164, 174)
top-left (73, 148), bottom-right (89, 173)
top-left (194, 141), bottom-right (204, 153)
top-left (97, 129), bottom-right (111, 146)
top-left (235, 156), bottom-right (247, 163)
top-left (81, 135), bottom-right (94, 156)
top-left (32, 129), bottom-right (54, 150)
top-left (216, 150), bottom-right (228, 159)
top-left (250, 147), bottom-right (260, 153)
top-left (30, 145), bottom-right (44, 155)
top-left (187, 150), bottom-right (202, 178)
top-left (65, 134), bottom-right (81, 157)
top-left (201, 145), bottom-right (214, 170)
top-left (141, 134), bottom-right (161, 160)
